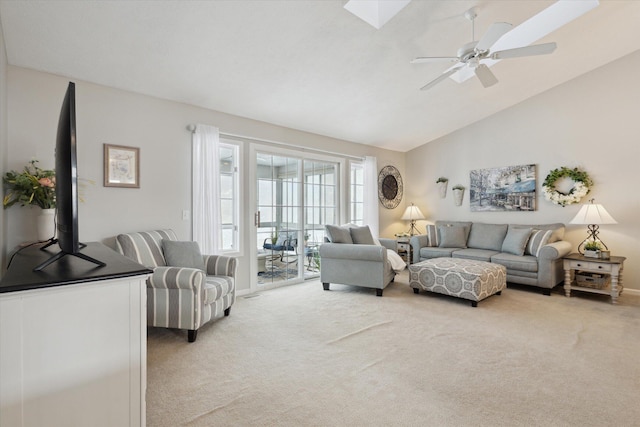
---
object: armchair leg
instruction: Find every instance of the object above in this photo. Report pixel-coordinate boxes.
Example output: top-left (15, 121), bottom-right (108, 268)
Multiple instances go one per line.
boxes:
top-left (322, 283), bottom-right (330, 291)
top-left (188, 329), bottom-right (198, 343)
top-left (224, 307), bottom-right (231, 316)
top-left (376, 289), bottom-right (383, 297)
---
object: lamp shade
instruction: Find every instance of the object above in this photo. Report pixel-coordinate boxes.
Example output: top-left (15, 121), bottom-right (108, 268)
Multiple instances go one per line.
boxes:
top-left (401, 204), bottom-right (425, 221)
top-left (569, 201), bottom-right (617, 225)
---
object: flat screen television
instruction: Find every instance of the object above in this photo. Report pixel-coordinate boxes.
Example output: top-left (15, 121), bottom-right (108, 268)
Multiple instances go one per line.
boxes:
top-left (34, 82), bottom-right (105, 271)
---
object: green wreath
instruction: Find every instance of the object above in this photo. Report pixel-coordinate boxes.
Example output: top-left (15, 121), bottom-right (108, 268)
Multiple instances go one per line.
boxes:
top-left (542, 167), bottom-right (592, 207)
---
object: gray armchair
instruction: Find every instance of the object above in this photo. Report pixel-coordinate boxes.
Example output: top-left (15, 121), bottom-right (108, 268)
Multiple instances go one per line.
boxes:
top-left (319, 224), bottom-right (396, 296)
top-left (116, 229), bottom-right (236, 342)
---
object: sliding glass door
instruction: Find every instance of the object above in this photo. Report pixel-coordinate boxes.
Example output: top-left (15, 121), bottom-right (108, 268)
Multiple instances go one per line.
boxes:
top-left (256, 153), bottom-right (302, 287)
top-left (253, 149), bottom-right (340, 289)
top-left (303, 161), bottom-right (337, 276)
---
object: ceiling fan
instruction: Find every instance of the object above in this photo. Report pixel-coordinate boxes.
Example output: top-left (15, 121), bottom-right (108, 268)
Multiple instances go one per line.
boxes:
top-left (412, 1), bottom-right (599, 91)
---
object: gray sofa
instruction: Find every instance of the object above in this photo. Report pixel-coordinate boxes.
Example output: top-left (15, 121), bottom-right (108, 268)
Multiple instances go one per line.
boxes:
top-left (319, 224), bottom-right (396, 296)
top-left (410, 221), bottom-right (572, 294)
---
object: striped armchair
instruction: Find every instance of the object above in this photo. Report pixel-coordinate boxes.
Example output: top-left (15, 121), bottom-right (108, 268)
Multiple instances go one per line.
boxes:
top-left (116, 229), bottom-right (236, 342)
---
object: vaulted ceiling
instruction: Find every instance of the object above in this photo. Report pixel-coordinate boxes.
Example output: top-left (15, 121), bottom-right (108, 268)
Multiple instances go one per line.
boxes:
top-left (1, 1), bottom-right (639, 152)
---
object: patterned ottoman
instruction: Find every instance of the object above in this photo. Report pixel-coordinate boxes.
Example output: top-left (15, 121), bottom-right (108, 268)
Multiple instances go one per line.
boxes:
top-left (409, 258), bottom-right (506, 307)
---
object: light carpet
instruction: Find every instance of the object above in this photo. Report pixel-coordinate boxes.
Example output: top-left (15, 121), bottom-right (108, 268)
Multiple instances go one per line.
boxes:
top-left (147, 271), bottom-right (640, 426)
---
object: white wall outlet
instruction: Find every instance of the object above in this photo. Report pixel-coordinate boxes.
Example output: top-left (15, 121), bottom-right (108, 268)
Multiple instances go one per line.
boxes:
top-left (182, 210), bottom-right (190, 221)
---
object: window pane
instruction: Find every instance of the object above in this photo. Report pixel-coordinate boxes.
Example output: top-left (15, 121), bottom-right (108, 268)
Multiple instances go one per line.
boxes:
top-left (258, 179), bottom-right (274, 205)
top-left (218, 141), bottom-right (239, 254)
top-left (221, 228), bottom-right (233, 250)
top-left (220, 175), bottom-right (233, 198)
top-left (221, 199), bottom-right (233, 224)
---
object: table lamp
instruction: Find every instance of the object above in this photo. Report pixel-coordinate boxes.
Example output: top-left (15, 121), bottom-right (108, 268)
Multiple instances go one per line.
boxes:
top-left (401, 203), bottom-right (425, 236)
top-left (569, 198), bottom-right (617, 254)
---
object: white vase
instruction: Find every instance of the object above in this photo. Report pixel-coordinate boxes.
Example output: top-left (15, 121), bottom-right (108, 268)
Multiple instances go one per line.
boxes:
top-left (36, 208), bottom-right (56, 241)
top-left (438, 181), bottom-right (448, 199)
top-left (453, 189), bottom-right (464, 207)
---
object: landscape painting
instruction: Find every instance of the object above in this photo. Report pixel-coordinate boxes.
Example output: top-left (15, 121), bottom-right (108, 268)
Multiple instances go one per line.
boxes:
top-left (470, 164), bottom-right (536, 212)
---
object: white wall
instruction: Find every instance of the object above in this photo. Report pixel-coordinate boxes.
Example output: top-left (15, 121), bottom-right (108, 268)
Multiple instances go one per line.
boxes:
top-left (3, 66), bottom-right (405, 291)
top-left (406, 49), bottom-right (640, 291)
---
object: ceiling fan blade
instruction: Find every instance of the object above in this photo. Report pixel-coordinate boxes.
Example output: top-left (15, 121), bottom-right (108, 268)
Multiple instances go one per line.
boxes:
top-left (491, 42), bottom-right (557, 60)
top-left (411, 57), bottom-right (459, 64)
top-left (453, 0), bottom-right (598, 84)
top-left (474, 64), bottom-right (498, 88)
top-left (475, 22), bottom-right (513, 52)
top-left (420, 66), bottom-right (462, 91)
top-left (490, 0), bottom-right (599, 53)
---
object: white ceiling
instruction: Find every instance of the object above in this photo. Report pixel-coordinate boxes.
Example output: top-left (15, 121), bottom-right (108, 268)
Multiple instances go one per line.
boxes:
top-left (1, 0), bottom-right (640, 152)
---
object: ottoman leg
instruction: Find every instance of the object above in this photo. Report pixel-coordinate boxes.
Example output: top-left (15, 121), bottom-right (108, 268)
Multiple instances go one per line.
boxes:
top-left (376, 289), bottom-right (383, 297)
top-left (471, 301), bottom-right (478, 307)
top-left (413, 288), bottom-right (419, 294)
top-left (323, 283), bottom-right (330, 291)
top-left (496, 291), bottom-right (502, 295)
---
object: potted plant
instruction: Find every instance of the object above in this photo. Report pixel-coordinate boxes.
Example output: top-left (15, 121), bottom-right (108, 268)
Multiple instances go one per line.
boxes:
top-left (3, 160), bottom-right (56, 241)
top-left (436, 177), bottom-right (448, 198)
top-left (452, 184), bottom-right (465, 206)
top-left (584, 241), bottom-right (602, 258)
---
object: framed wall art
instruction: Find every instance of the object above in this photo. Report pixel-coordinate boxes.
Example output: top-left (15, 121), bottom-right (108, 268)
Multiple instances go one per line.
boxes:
top-left (469, 164), bottom-right (536, 212)
top-left (104, 144), bottom-right (140, 188)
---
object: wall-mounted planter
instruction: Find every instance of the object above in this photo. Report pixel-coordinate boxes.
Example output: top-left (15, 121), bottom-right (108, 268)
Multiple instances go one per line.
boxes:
top-left (452, 187), bottom-right (464, 207)
top-left (438, 181), bottom-right (448, 198)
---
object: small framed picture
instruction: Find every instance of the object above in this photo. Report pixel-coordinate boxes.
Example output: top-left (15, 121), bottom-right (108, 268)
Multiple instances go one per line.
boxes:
top-left (104, 144), bottom-right (140, 188)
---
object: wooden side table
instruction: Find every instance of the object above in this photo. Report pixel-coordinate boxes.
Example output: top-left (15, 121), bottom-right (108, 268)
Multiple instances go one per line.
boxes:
top-left (396, 236), bottom-right (412, 266)
top-left (563, 253), bottom-right (626, 304)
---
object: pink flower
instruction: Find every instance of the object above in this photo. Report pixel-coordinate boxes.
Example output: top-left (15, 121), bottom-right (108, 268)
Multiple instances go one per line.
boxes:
top-left (38, 177), bottom-right (55, 188)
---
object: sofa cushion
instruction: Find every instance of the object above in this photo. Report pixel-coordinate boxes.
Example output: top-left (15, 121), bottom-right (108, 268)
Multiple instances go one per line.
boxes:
top-left (491, 253), bottom-right (538, 272)
top-left (350, 225), bottom-right (375, 245)
top-left (162, 240), bottom-right (205, 271)
top-left (438, 225), bottom-right (467, 248)
top-left (467, 223), bottom-right (508, 251)
top-left (419, 247), bottom-right (458, 259)
top-left (525, 229), bottom-right (553, 257)
top-left (325, 224), bottom-right (353, 244)
top-left (204, 275), bottom-right (234, 305)
top-left (501, 226), bottom-right (533, 256)
top-left (452, 248), bottom-right (500, 262)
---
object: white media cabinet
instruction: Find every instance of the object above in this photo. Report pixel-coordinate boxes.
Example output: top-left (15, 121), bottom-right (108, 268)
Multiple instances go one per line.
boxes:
top-left (0, 243), bottom-right (151, 427)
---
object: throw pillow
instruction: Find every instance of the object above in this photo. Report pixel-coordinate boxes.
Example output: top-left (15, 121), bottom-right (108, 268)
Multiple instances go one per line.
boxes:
top-left (501, 227), bottom-right (533, 256)
top-left (525, 229), bottom-right (553, 257)
top-left (425, 224), bottom-right (438, 247)
top-left (162, 240), bottom-right (205, 271)
top-left (467, 223), bottom-right (508, 251)
top-left (350, 225), bottom-right (375, 245)
top-left (438, 225), bottom-right (467, 248)
top-left (325, 224), bottom-right (353, 244)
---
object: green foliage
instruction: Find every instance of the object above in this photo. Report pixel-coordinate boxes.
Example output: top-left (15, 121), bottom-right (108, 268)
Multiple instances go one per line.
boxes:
top-left (3, 160), bottom-right (56, 209)
top-left (543, 166), bottom-right (593, 189)
top-left (584, 240), bottom-right (602, 251)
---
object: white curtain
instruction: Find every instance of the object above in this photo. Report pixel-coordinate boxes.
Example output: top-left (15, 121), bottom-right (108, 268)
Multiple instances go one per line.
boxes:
top-left (192, 124), bottom-right (220, 254)
top-left (363, 155), bottom-right (379, 236)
